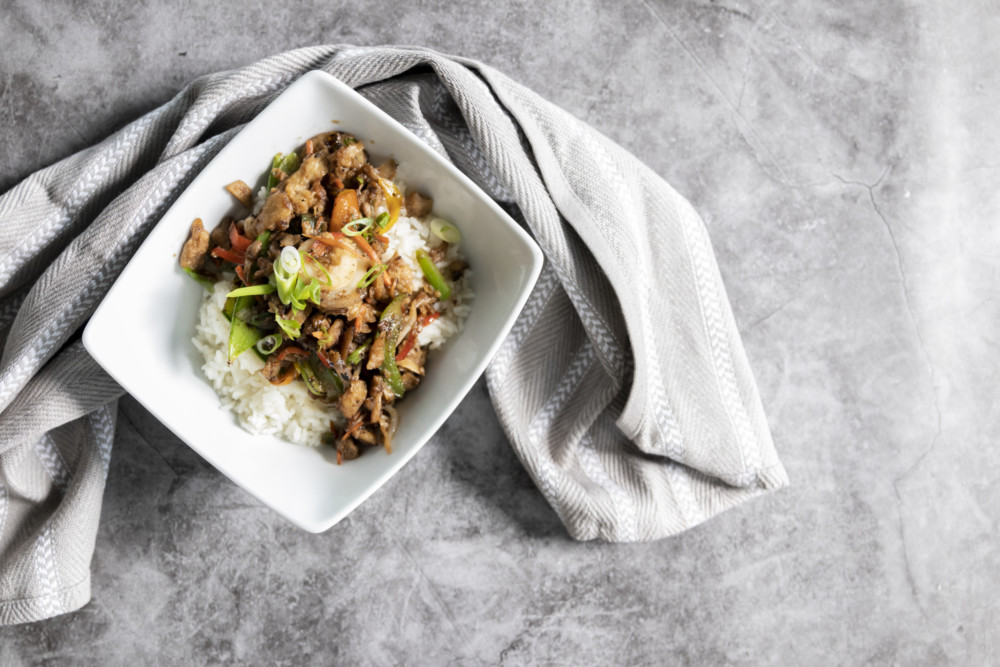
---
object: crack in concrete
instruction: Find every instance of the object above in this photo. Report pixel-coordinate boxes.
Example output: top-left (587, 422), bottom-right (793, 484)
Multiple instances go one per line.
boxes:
top-left (742, 295), bottom-right (796, 333)
top-left (832, 167), bottom-right (943, 620)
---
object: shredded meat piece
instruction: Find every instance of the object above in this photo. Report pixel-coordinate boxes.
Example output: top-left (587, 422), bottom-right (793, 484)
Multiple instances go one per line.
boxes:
top-left (338, 378), bottom-right (367, 419)
top-left (377, 159), bottom-right (397, 180)
top-left (179, 218), bottom-right (210, 271)
top-left (331, 141), bottom-right (367, 184)
top-left (358, 165), bottom-right (387, 218)
top-left (242, 239), bottom-right (262, 277)
top-left (367, 375), bottom-right (384, 425)
top-left (246, 191), bottom-right (293, 238)
top-left (352, 425), bottom-right (378, 446)
top-left (401, 371), bottom-right (422, 391)
top-left (367, 333), bottom-right (386, 371)
top-left (404, 191), bottom-right (433, 218)
top-left (285, 155), bottom-right (330, 215)
top-left (397, 346), bottom-right (426, 376)
top-left (261, 347), bottom-right (308, 382)
top-left (210, 217), bottom-right (231, 250)
top-left (337, 438), bottom-right (360, 461)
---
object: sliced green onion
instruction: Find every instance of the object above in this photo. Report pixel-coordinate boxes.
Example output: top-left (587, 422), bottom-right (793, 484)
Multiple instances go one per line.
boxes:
top-left (356, 175), bottom-right (365, 189)
top-left (430, 218), bottom-right (462, 243)
top-left (183, 267), bottom-right (215, 292)
top-left (273, 246), bottom-right (302, 307)
top-left (303, 254), bottom-right (333, 286)
top-left (255, 334), bottom-right (282, 356)
top-left (415, 248), bottom-right (452, 300)
top-left (276, 317), bottom-right (301, 340)
top-left (346, 339), bottom-right (370, 365)
top-left (342, 136), bottom-right (356, 146)
top-left (293, 278), bottom-right (322, 307)
top-left (226, 284), bottom-right (276, 298)
top-left (357, 264), bottom-right (385, 289)
top-left (375, 211), bottom-right (390, 229)
top-left (342, 218), bottom-right (374, 237)
top-left (279, 246), bottom-right (301, 273)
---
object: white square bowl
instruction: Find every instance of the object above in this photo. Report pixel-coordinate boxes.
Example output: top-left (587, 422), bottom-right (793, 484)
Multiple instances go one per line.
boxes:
top-left (83, 70), bottom-right (543, 532)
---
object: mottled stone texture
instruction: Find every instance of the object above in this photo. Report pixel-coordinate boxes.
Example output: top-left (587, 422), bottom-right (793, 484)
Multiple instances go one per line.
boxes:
top-left (1, 0), bottom-right (998, 664)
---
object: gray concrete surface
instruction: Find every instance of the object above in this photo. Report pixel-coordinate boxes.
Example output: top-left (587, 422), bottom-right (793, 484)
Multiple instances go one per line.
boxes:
top-left (2, 0), bottom-right (999, 664)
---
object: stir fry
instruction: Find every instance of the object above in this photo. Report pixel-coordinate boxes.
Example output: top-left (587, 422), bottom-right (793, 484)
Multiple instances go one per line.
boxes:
top-left (180, 131), bottom-right (467, 463)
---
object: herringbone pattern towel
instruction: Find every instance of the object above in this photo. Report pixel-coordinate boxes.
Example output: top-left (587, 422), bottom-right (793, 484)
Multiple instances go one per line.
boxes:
top-left (0, 46), bottom-right (788, 625)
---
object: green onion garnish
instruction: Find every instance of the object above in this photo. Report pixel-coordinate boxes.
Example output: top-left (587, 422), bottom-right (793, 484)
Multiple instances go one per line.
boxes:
top-left (276, 317), bottom-right (301, 340)
top-left (255, 334), bottom-right (282, 356)
top-left (342, 218), bottom-right (374, 237)
top-left (226, 284), bottom-right (276, 298)
top-left (430, 218), bottom-right (462, 243)
top-left (303, 254), bottom-right (333, 286)
top-left (346, 339), bottom-right (370, 365)
top-left (375, 212), bottom-right (390, 229)
top-left (357, 264), bottom-right (385, 289)
top-left (415, 248), bottom-right (452, 300)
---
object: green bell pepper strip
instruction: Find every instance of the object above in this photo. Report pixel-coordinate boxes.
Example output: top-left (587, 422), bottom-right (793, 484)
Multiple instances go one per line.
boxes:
top-left (378, 294), bottom-right (409, 397)
top-left (415, 249), bottom-right (452, 300)
top-left (295, 360), bottom-right (325, 396)
top-left (266, 152), bottom-right (300, 192)
top-left (310, 355), bottom-right (344, 398)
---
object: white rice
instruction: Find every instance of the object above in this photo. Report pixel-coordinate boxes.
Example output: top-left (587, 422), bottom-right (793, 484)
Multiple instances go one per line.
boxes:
top-left (192, 211), bottom-right (472, 447)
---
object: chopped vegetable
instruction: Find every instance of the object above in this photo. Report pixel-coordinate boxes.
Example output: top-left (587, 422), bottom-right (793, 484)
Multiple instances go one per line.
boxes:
top-left (226, 284), bottom-right (276, 298)
top-left (279, 152), bottom-right (300, 176)
top-left (331, 189), bottom-right (361, 229)
top-left (276, 317), bottom-right (302, 340)
top-left (229, 224), bottom-right (252, 254)
top-left (227, 296), bottom-right (262, 363)
top-left (266, 152), bottom-right (300, 192)
top-left (255, 334), bottom-right (282, 356)
top-left (378, 294), bottom-right (409, 397)
top-left (303, 254), bottom-right (333, 285)
top-left (210, 246), bottom-right (245, 265)
top-left (183, 267), bottom-right (215, 291)
top-left (396, 312), bottom-right (439, 362)
top-left (342, 218), bottom-right (374, 237)
top-left (295, 361), bottom-right (325, 396)
top-left (273, 246), bottom-right (302, 306)
top-left (357, 264), bottom-right (385, 289)
top-left (415, 248), bottom-right (452, 300)
top-left (346, 339), bottom-right (370, 365)
top-left (375, 212), bottom-right (390, 229)
top-left (430, 218), bottom-right (461, 243)
top-left (266, 153), bottom-right (283, 192)
top-left (376, 177), bottom-right (402, 231)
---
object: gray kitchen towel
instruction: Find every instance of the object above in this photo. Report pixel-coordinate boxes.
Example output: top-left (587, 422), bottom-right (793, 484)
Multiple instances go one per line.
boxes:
top-left (0, 45), bottom-right (788, 624)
